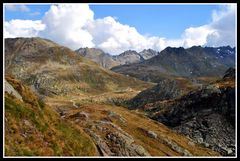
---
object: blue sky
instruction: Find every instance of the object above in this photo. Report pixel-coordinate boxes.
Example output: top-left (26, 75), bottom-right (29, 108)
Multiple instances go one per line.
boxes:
top-left (5, 4), bottom-right (49, 21)
top-left (4, 4), bottom-right (236, 54)
top-left (5, 4), bottom-right (218, 39)
top-left (90, 5), bottom-right (217, 38)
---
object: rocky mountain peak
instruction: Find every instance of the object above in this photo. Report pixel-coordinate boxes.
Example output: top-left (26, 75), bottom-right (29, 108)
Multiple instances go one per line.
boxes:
top-left (120, 50), bottom-right (139, 56)
top-left (139, 49), bottom-right (158, 59)
top-left (164, 46), bottom-right (185, 53)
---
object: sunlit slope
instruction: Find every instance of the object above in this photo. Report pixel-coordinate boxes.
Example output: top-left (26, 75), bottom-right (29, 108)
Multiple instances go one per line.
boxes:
top-left (5, 37), bottom-right (152, 96)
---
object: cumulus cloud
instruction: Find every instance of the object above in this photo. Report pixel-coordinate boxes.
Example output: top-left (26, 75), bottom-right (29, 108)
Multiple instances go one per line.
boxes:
top-left (206, 4), bottom-right (236, 47)
top-left (40, 4), bottom-right (95, 49)
top-left (170, 4), bottom-right (236, 48)
top-left (182, 25), bottom-right (215, 47)
top-left (4, 19), bottom-right (45, 38)
top-left (87, 16), bottom-right (153, 54)
top-left (4, 4), bottom-right (236, 55)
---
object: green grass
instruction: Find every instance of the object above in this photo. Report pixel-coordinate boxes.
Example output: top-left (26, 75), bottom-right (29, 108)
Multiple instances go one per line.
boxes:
top-left (55, 121), bottom-right (96, 156)
top-left (5, 80), bottom-right (97, 156)
top-left (5, 95), bottom-right (97, 156)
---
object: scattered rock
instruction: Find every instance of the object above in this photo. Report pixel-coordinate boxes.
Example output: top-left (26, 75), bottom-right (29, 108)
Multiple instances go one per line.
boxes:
top-left (21, 133), bottom-right (27, 138)
top-left (23, 120), bottom-right (32, 127)
top-left (204, 142), bottom-right (209, 148)
top-left (108, 111), bottom-right (127, 124)
top-left (188, 141), bottom-right (195, 146)
top-left (227, 149), bottom-right (233, 155)
top-left (87, 121), bottom-right (150, 156)
top-left (85, 129), bottom-right (114, 156)
top-left (138, 127), bottom-right (157, 139)
top-left (197, 138), bottom-right (203, 144)
top-left (147, 130), bottom-right (158, 139)
top-left (162, 138), bottom-right (192, 156)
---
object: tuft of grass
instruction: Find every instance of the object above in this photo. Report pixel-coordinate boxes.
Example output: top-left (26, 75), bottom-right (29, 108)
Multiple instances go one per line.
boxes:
top-left (38, 97), bottom-right (46, 109)
top-left (55, 121), bottom-right (96, 156)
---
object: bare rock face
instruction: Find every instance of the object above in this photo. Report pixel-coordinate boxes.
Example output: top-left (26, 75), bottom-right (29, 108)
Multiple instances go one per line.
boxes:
top-left (174, 113), bottom-right (235, 156)
top-left (85, 129), bottom-right (114, 156)
top-left (139, 49), bottom-right (158, 60)
top-left (147, 68), bottom-right (235, 156)
top-left (5, 79), bottom-right (23, 101)
top-left (84, 121), bottom-right (150, 156)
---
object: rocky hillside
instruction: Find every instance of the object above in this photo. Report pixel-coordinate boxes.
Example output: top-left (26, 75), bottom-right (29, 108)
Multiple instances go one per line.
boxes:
top-left (128, 78), bottom-right (200, 109)
top-left (4, 37), bottom-right (223, 157)
top-left (111, 46), bottom-right (235, 83)
top-left (76, 48), bottom-right (158, 69)
top-left (4, 76), bottom-right (219, 156)
top-left (5, 37), bottom-right (152, 97)
top-left (136, 68), bottom-right (236, 156)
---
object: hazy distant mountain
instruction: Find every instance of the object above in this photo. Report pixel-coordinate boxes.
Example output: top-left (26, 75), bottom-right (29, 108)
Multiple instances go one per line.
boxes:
top-left (112, 50), bottom-right (144, 65)
top-left (75, 47), bottom-right (119, 69)
top-left (139, 49), bottom-right (159, 60)
top-left (111, 46), bottom-right (235, 83)
top-left (75, 48), bottom-right (159, 69)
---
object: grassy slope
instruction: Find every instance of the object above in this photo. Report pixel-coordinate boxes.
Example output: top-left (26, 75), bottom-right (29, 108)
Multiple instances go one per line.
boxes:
top-left (4, 77), bottom-right (97, 156)
top-left (5, 38), bottom-right (153, 97)
top-left (4, 73), bottom-right (220, 157)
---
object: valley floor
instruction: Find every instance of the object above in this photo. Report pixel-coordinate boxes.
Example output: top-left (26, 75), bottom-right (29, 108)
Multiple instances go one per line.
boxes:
top-left (44, 91), bottom-right (219, 156)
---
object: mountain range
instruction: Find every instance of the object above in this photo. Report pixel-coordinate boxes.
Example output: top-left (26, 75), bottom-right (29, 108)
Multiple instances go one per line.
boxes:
top-left (4, 37), bottom-right (235, 157)
top-left (75, 48), bottom-right (158, 69)
top-left (111, 46), bottom-right (235, 83)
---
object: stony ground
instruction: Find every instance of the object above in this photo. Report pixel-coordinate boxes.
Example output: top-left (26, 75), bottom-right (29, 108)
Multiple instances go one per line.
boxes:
top-left (45, 92), bottom-right (219, 156)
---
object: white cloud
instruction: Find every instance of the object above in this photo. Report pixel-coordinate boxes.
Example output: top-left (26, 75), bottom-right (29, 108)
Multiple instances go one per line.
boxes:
top-left (39, 4), bottom-right (95, 49)
top-left (5, 4), bottom-right (30, 12)
top-left (182, 25), bottom-right (215, 47)
top-left (4, 4), bottom-right (236, 55)
top-left (87, 16), bottom-right (152, 54)
top-left (4, 19), bottom-right (45, 38)
top-left (160, 4), bottom-right (236, 49)
top-left (206, 4), bottom-right (236, 47)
